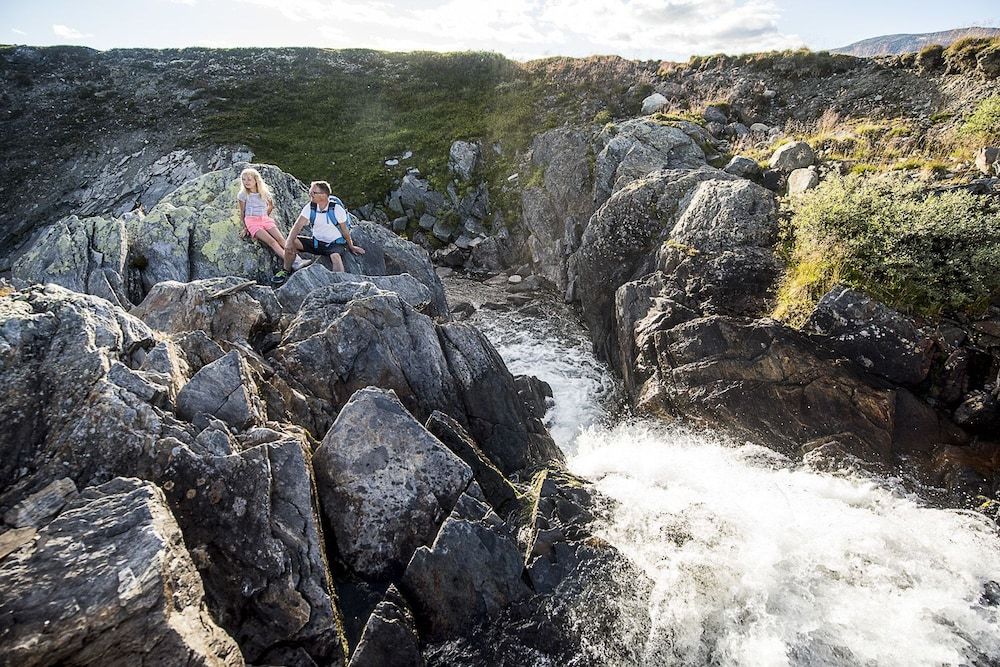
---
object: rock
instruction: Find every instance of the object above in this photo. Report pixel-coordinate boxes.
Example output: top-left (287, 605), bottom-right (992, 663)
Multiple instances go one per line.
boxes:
top-left (640, 92), bottom-right (668, 115)
top-left (424, 411), bottom-right (520, 517)
top-left (0, 477), bottom-right (243, 666)
top-left (653, 315), bottom-right (962, 462)
top-left (750, 123), bottom-right (770, 133)
top-left (12, 214), bottom-right (130, 307)
top-left (397, 173), bottom-right (446, 218)
top-left (348, 586), bottom-right (423, 667)
top-left (976, 147), bottom-right (1000, 176)
top-left (761, 169), bottom-right (785, 191)
top-left (729, 122), bottom-right (750, 136)
top-left (313, 388), bottom-right (473, 578)
top-left (520, 128), bottom-right (594, 289)
top-left (724, 155), bottom-right (762, 180)
top-left (803, 285), bottom-right (934, 387)
top-left (702, 105), bottom-right (728, 124)
top-left (431, 217), bottom-right (454, 242)
top-left (768, 141), bottom-right (816, 171)
top-left (131, 276), bottom-right (281, 343)
top-left (401, 493), bottom-right (529, 639)
top-left (392, 216), bottom-right (409, 233)
top-left (788, 167), bottom-right (820, 193)
top-left (954, 390), bottom-right (998, 429)
top-left (175, 350), bottom-right (265, 430)
top-left (508, 274), bottom-right (523, 284)
top-left (128, 163), bottom-right (304, 297)
top-left (276, 263), bottom-right (433, 314)
top-left (2, 477), bottom-right (78, 528)
top-left (514, 374), bottom-right (554, 420)
top-left (433, 244), bottom-right (466, 267)
top-left (418, 213), bottom-right (437, 230)
top-left (705, 121), bottom-right (726, 137)
top-left (158, 432), bottom-right (348, 664)
top-left (594, 118), bottom-right (708, 206)
top-left (449, 140), bottom-right (481, 181)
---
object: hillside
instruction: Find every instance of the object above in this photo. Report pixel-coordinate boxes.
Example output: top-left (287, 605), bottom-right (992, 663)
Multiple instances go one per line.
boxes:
top-left (833, 26), bottom-right (1000, 57)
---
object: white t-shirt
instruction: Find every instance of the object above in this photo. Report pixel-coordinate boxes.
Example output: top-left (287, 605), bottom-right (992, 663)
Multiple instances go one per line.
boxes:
top-left (238, 191), bottom-right (270, 218)
top-left (300, 201), bottom-right (348, 243)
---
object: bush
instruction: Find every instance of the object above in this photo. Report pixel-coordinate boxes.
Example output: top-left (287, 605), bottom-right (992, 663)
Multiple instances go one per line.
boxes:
top-left (774, 173), bottom-right (1000, 324)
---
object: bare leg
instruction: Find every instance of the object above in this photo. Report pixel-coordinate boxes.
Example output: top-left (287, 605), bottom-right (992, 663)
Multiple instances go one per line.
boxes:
top-left (283, 237), bottom-right (304, 272)
top-left (330, 253), bottom-right (345, 273)
top-left (254, 227), bottom-right (286, 259)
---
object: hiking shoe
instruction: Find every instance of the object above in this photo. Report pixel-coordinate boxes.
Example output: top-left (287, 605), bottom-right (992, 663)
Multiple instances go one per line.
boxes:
top-left (271, 269), bottom-right (289, 284)
top-left (292, 256), bottom-right (314, 271)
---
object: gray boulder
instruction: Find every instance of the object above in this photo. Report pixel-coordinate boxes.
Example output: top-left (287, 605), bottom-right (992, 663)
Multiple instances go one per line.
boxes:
top-left (702, 105), bottom-right (729, 124)
top-left (521, 128), bottom-right (595, 288)
top-left (788, 167), bottom-right (819, 193)
top-left (449, 140), bottom-right (481, 181)
top-left (175, 350), bottom-right (266, 430)
top-left (803, 285), bottom-right (935, 387)
top-left (276, 263), bottom-right (432, 314)
top-left (12, 214), bottom-right (130, 307)
top-left (401, 493), bottom-right (530, 639)
top-left (273, 284), bottom-right (561, 474)
top-left (131, 276), bottom-right (281, 343)
top-left (2, 477), bottom-right (77, 528)
top-left (313, 388), bottom-right (473, 578)
top-left (128, 163), bottom-right (304, 296)
top-left (594, 119), bottom-right (708, 206)
top-left (640, 92), bottom-right (668, 115)
top-left (396, 173), bottom-right (446, 217)
top-left (768, 141), bottom-right (816, 171)
top-left (0, 477), bottom-right (243, 666)
top-left (348, 586), bottom-right (423, 667)
top-left (975, 147), bottom-right (999, 176)
top-left (724, 155), bottom-right (762, 180)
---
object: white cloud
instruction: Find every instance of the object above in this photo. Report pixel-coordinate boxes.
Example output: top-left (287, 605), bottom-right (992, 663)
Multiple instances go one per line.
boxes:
top-left (168, 0), bottom-right (198, 5)
top-left (12, 28), bottom-right (27, 36)
top-left (52, 24), bottom-right (93, 41)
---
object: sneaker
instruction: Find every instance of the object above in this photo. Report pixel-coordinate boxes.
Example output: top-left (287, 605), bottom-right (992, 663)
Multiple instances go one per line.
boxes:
top-left (292, 256), bottom-right (314, 271)
top-left (271, 269), bottom-right (289, 284)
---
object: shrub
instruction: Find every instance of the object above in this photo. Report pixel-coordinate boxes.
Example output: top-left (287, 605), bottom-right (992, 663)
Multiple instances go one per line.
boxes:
top-left (592, 109), bottom-right (612, 125)
top-left (774, 172), bottom-right (1000, 324)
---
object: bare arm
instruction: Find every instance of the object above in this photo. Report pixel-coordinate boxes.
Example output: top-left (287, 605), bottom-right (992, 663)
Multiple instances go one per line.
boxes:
top-left (285, 215), bottom-right (309, 250)
top-left (237, 200), bottom-right (248, 238)
top-left (266, 196), bottom-right (274, 217)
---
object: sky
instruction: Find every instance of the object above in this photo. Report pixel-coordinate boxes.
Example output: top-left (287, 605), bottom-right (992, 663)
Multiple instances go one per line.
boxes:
top-left (2, 0), bottom-right (998, 61)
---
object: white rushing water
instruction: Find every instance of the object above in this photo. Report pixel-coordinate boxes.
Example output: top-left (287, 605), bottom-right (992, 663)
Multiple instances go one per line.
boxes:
top-left (474, 306), bottom-right (1000, 666)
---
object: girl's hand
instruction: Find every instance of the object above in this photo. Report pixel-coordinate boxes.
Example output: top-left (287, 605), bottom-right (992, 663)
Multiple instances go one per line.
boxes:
top-left (239, 227), bottom-right (249, 239)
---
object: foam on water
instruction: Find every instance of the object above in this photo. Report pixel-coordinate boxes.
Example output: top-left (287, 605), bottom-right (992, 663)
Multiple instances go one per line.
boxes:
top-left (476, 306), bottom-right (1000, 665)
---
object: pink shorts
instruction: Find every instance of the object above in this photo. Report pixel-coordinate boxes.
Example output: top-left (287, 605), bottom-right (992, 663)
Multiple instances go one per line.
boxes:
top-left (244, 215), bottom-right (277, 237)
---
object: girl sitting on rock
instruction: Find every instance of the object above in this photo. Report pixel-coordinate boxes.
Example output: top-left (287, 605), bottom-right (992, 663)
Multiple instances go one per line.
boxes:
top-left (237, 167), bottom-right (308, 272)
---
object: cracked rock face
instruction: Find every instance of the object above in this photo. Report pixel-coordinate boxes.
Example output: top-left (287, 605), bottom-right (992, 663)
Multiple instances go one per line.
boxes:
top-left (0, 477), bottom-right (243, 667)
top-left (314, 387), bottom-right (473, 579)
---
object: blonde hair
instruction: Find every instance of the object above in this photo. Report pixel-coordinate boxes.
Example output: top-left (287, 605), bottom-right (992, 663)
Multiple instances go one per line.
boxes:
top-left (240, 167), bottom-right (273, 203)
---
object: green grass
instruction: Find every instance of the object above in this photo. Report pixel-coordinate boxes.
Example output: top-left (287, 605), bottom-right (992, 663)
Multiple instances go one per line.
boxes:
top-left (959, 96), bottom-right (1000, 146)
top-left (774, 172), bottom-right (1000, 324)
top-left (200, 50), bottom-right (550, 208)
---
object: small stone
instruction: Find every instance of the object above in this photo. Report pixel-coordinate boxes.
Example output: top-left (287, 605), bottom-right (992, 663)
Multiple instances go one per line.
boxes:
top-left (507, 274), bottom-right (523, 284)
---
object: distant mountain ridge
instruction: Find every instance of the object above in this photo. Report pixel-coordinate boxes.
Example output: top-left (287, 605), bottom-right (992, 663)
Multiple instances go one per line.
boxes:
top-left (833, 26), bottom-right (1000, 57)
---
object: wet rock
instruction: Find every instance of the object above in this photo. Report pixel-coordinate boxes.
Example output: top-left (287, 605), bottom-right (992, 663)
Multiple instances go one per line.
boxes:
top-left (401, 493), bottom-right (529, 639)
top-left (954, 390), bottom-right (998, 429)
top-left (514, 374), bottom-right (554, 421)
top-left (803, 285), bottom-right (934, 387)
top-left (0, 477), bottom-right (243, 666)
top-left (314, 388), bottom-right (473, 579)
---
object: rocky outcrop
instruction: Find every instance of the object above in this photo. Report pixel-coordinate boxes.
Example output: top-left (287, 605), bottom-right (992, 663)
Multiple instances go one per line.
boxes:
top-left (0, 477), bottom-right (243, 667)
top-left (348, 586), bottom-right (424, 667)
top-left (273, 282), bottom-right (561, 474)
top-left (314, 388), bottom-right (473, 579)
top-left (276, 263), bottom-right (433, 314)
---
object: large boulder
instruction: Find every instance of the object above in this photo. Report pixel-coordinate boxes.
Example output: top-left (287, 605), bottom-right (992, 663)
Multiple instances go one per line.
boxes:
top-left (276, 263), bottom-right (432, 314)
top-left (314, 388), bottom-right (473, 578)
top-left (521, 128), bottom-right (595, 289)
top-left (401, 492), bottom-right (530, 639)
top-left (803, 285), bottom-right (935, 387)
top-left (175, 349), bottom-right (266, 430)
top-left (12, 214), bottom-right (130, 307)
top-left (651, 315), bottom-right (965, 462)
top-left (640, 92), bottom-right (668, 115)
top-left (449, 140), bottom-right (481, 181)
top-left (348, 586), bottom-right (423, 667)
top-left (131, 276), bottom-right (282, 343)
top-left (0, 477), bottom-right (243, 666)
top-left (593, 119), bottom-right (708, 206)
top-left (272, 283), bottom-right (561, 474)
top-left (768, 141), bottom-right (816, 171)
top-left (128, 163), bottom-right (304, 296)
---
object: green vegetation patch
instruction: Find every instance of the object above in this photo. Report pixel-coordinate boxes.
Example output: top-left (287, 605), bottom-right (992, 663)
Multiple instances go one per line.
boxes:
top-left (774, 173), bottom-right (1000, 324)
top-left (959, 96), bottom-right (1000, 146)
top-left (200, 50), bottom-right (549, 206)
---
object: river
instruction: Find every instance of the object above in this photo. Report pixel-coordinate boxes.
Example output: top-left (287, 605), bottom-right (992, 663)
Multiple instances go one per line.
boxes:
top-left (468, 293), bottom-right (1000, 667)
